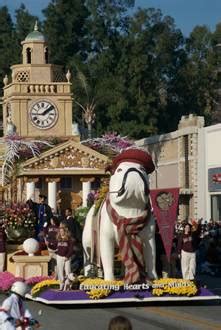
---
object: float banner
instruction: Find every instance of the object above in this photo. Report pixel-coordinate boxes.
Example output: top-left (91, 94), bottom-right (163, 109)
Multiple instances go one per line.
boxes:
top-left (150, 188), bottom-right (179, 260)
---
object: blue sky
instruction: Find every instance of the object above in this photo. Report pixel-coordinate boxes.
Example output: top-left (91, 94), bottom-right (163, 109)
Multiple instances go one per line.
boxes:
top-left (0, 0), bottom-right (221, 36)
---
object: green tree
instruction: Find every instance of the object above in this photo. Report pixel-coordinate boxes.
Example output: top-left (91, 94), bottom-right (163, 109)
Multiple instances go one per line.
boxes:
top-left (43, 0), bottom-right (89, 66)
top-left (14, 3), bottom-right (39, 62)
top-left (15, 4), bottom-right (39, 42)
top-left (90, 8), bottom-right (186, 138)
top-left (0, 6), bottom-right (17, 93)
top-left (174, 26), bottom-right (216, 125)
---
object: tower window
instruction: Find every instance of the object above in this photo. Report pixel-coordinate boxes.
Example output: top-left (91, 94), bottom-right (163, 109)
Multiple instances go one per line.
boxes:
top-left (26, 47), bottom-right (32, 64)
top-left (45, 47), bottom-right (49, 64)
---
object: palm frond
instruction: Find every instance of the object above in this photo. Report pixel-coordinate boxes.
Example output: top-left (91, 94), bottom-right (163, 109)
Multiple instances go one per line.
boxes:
top-left (2, 134), bottom-right (53, 186)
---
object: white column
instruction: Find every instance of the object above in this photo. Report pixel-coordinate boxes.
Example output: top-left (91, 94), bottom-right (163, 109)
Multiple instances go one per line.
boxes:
top-left (26, 181), bottom-right (35, 200)
top-left (48, 181), bottom-right (57, 213)
top-left (82, 181), bottom-right (91, 207)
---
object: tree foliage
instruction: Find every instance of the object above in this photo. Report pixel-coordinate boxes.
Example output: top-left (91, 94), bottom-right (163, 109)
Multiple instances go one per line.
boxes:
top-left (0, 6), bottom-right (17, 90)
top-left (0, 1), bottom-right (221, 138)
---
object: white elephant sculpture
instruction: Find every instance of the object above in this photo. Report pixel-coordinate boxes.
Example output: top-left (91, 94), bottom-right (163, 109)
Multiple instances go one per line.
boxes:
top-left (82, 149), bottom-right (157, 284)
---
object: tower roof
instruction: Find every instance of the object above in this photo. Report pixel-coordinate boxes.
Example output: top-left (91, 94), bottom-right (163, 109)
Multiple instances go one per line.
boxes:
top-left (25, 21), bottom-right (46, 42)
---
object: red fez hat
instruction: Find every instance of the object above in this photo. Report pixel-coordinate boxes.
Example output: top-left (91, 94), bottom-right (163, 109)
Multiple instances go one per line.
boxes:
top-left (111, 148), bottom-right (155, 174)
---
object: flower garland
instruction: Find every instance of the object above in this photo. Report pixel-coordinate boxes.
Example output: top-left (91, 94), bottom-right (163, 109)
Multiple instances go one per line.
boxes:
top-left (94, 184), bottom-right (109, 216)
top-left (152, 278), bottom-right (198, 297)
top-left (80, 278), bottom-right (124, 300)
top-left (31, 279), bottom-right (60, 297)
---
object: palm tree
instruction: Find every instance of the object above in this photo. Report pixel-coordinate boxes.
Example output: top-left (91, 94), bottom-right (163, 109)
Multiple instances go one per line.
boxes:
top-left (74, 68), bottom-right (96, 139)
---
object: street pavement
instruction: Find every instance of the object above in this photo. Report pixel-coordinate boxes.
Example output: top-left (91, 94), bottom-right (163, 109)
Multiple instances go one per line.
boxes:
top-left (0, 274), bottom-right (220, 330)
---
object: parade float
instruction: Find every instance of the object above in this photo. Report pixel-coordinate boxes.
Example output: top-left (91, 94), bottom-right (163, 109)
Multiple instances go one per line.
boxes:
top-left (22, 147), bottom-right (220, 305)
top-left (0, 135), bottom-right (219, 304)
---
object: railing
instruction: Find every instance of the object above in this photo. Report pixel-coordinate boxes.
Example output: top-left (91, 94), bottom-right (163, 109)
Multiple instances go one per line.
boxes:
top-left (3, 82), bottom-right (71, 97)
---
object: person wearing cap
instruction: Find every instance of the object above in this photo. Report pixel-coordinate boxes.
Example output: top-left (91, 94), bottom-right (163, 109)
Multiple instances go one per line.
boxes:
top-left (0, 281), bottom-right (39, 329)
top-left (27, 194), bottom-right (53, 241)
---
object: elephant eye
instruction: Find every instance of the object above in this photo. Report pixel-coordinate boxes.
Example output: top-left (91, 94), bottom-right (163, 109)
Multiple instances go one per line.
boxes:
top-left (117, 168), bottom-right (122, 172)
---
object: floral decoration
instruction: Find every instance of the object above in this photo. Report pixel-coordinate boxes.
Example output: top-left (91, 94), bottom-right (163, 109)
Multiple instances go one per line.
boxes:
top-left (0, 272), bottom-right (23, 292)
top-left (25, 276), bottom-right (54, 286)
top-left (94, 184), bottom-right (109, 215)
top-left (1, 133), bottom-right (54, 185)
top-left (31, 279), bottom-right (60, 297)
top-left (80, 278), bottom-right (124, 300)
top-left (75, 206), bottom-right (91, 227)
top-left (3, 203), bottom-right (36, 242)
top-left (82, 132), bottom-right (134, 157)
top-left (151, 278), bottom-right (198, 297)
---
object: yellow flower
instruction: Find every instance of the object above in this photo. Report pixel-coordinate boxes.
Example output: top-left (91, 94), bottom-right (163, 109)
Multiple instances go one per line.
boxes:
top-left (80, 278), bottom-right (124, 300)
top-left (152, 278), bottom-right (197, 297)
top-left (31, 279), bottom-right (60, 297)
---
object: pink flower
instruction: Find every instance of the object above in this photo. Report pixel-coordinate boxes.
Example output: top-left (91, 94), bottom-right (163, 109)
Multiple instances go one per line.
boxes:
top-left (0, 272), bottom-right (24, 292)
top-left (25, 275), bottom-right (54, 285)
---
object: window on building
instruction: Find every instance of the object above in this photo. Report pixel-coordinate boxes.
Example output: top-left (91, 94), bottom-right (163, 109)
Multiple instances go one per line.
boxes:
top-left (60, 177), bottom-right (72, 189)
top-left (211, 194), bottom-right (221, 222)
top-left (45, 47), bottom-right (49, 64)
top-left (26, 48), bottom-right (32, 64)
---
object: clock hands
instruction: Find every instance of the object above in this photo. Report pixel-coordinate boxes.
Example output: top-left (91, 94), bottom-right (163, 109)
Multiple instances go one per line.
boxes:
top-left (42, 105), bottom-right (55, 116)
top-left (34, 105), bottom-right (55, 116)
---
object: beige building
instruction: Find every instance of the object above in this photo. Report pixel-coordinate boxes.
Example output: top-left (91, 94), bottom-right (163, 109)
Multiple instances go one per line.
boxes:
top-left (136, 114), bottom-right (205, 221)
top-left (2, 22), bottom-right (72, 138)
top-left (0, 24), bottom-right (109, 212)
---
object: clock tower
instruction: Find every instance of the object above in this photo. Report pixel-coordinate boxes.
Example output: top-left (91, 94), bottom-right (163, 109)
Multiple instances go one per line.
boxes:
top-left (2, 22), bottom-right (73, 137)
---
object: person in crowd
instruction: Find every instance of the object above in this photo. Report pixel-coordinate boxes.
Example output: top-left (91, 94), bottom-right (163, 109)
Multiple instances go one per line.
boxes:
top-left (61, 208), bottom-right (83, 273)
top-left (201, 240), bottom-right (220, 275)
top-left (27, 194), bottom-right (53, 241)
top-left (56, 224), bottom-right (74, 290)
top-left (0, 281), bottom-right (39, 329)
top-left (155, 225), bottom-right (164, 278)
top-left (61, 208), bottom-right (82, 243)
top-left (44, 216), bottom-right (60, 275)
top-left (0, 219), bottom-right (7, 272)
top-left (108, 315), bottom-right (132, 330)
top-left (161, 235), bottom-right (178, 278)
top-left (177, 222), bottom-right (201, 280)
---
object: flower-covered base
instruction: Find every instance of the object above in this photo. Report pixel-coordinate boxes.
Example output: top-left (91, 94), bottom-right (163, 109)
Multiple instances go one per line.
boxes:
top-left (27, 276), bottom-right (221, 306)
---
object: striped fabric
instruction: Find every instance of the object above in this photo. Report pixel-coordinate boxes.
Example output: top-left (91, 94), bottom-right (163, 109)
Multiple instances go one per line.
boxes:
top-left (106, 194), bottom-right (150, 284)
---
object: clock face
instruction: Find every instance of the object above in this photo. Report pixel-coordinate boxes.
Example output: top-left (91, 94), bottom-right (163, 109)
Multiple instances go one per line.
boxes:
top-left (29, 100), bottom-right (58, 129)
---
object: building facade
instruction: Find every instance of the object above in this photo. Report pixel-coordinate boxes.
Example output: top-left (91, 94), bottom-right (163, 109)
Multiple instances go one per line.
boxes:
top-left (2, 22), bottom-right (73, 138)
top-left (136, 115), bottom-right (205, 221)
top-left (197, 123), bottom-right (221, 222)
top-left (0, 24), bottom-right (109, 212)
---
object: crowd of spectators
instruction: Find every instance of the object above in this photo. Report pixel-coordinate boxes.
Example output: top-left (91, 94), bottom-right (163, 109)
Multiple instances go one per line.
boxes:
top-left (1, 193), bottom-right (221, 288)
top-left (156, 218), bottom-right (221, 280)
